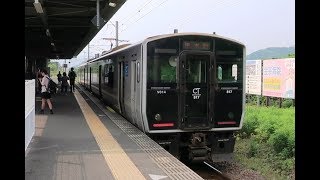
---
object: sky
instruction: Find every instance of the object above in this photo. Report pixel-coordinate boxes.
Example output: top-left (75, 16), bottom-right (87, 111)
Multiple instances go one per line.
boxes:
top-left (56, 0), bottom-right (295, 68)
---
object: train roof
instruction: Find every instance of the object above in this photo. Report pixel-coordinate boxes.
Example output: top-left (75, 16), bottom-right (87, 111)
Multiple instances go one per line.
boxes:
top-left (144, 32), bottom-right (244, 46)
top-left (85, 32), bottom-right (244, 64)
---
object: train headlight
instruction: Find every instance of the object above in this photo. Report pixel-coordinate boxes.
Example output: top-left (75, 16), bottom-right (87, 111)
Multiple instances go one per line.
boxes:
top-left (155, 114), bottom-right (162, 121)
top-left (228, 112), bottom-right (234, 119)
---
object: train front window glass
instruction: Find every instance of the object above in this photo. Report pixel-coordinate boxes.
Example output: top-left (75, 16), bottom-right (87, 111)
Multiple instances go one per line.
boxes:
top-left (232, 64), bottom-right (238, 80)
top-left (147, 38), bottom-right (179, 85)
top-left (104, 65), bottom-right (109, 75)
top-left (217, 64), bottom-right (240, 82)
top-left (186, 55), bottom-right (207, 83)
top-left (147, 55), bottom-right (177, 83)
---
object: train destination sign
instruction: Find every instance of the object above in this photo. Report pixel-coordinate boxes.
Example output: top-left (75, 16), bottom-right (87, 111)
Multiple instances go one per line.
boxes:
top-left (182, 41), bottom-right (210, 50)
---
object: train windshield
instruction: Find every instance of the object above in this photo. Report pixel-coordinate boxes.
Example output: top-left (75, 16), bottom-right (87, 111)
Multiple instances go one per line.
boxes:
top-left (217, 64), bottom-right (240, 82)
top-left (147, 55), bottom-right (177, 84)
top-left (147, 38), bottom-right (179, 86)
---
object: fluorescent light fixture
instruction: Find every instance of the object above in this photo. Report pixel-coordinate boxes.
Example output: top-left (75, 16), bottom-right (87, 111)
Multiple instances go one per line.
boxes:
top-left (33, 1), bottom-right (44, 13)
top-left (109, 2), bottom-right (116, 7)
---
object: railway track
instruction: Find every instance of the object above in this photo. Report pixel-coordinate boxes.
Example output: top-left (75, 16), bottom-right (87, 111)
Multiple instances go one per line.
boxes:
top-left (187, 161), bottom-right (231, 180)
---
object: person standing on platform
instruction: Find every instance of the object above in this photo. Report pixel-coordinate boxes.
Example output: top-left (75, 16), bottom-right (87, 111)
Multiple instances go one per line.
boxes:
top-left (57, 71), bottom-right (62, 83)
top-left (57, 71), bottom-right (62, 92)
top-left (60, 72), bottom-right (69, 95)
top-left (39, 69), bottom-right (53, 114)
top-left (68, 67), bottom-right (77, 92)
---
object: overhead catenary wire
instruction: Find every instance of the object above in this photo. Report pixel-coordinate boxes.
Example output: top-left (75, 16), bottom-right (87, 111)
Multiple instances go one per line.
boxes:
top-left (120, 0), bottom-right (170, 33)
top-left (82, 0), bottom-right (243, 60)
top-left (170, 0), bottom-right (243, 30)
top-left (119, 0), bottom-right (240, 33)
top-left (168, 0), bottom-right (227, 29)
top-left (119, 0), bottom-right (154, 25)
top-left (101, 0), bottom-right (169, 46)
top-left (75, 0), bottom-right (242, 65)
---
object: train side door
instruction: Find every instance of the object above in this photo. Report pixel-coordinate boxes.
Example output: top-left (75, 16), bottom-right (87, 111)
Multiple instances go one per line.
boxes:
top-left (178, 52), bottom-right (213, 130)
top-left (118, 61), bottom-right (125, 115)
top-left (131, 60), bottom-right (137, 125)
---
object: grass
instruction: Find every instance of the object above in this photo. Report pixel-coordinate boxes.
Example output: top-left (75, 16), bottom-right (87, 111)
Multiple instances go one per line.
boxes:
top-left (234, 105), bottom-right (295, 180)
top-left (235, 138), bottom-right (294, 180)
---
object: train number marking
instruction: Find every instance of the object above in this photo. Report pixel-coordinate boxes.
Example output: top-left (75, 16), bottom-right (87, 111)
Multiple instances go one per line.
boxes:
top-left (226, 90), bottom-right (233, 94)
top-left (157, 90), bottom-right (166, 94)
top-left (192, 88), bottom-right (201, 99)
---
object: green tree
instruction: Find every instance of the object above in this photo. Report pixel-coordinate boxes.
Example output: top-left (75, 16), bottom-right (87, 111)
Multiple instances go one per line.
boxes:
top-left (48, 62), bottom-right (59, 76)
top-left (287, 53), bottom-right (295, 58)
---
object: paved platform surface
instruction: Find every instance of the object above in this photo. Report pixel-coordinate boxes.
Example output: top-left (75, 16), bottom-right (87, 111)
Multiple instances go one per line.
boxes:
top-left (25, 87), bottom-right (203, 180)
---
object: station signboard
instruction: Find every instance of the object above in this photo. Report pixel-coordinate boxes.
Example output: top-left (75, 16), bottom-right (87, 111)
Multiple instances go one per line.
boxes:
top-left (262, 58), bottom-right (295, 99)
top-left (246, 60), bottom-right (262, 95)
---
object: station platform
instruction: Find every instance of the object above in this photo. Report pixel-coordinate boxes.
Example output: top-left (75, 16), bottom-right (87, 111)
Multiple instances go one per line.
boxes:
top-left (25, 85), bottom-right (204, 180)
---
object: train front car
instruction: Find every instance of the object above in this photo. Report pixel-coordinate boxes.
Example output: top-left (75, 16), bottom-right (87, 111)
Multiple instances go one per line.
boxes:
top-left (143, 33), bottom-right (245, 162)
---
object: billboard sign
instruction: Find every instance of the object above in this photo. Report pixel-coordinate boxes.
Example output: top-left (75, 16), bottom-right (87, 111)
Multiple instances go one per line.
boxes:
top-left (262, 58), bottom-right (295, 99)
top-left (246, 60), bottom-right (262, 95)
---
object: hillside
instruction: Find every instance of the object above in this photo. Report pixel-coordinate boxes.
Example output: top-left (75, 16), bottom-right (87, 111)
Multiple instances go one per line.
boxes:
top-left (246, 46), bottom-right (295, 60)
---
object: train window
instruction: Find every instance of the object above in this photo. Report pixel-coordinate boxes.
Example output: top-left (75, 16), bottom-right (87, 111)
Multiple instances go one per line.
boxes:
top-left (104, 65), bottom-right (108, 75)
top-left (147, 38), bottom-right (179, 85)
top-left (104, 64), bottom-right (114, 87)
top-left (147, 55), bottom-right (177, 83)
top-left (186, 55), bottom-right (207, 83)
top-left (232, 64), bottom-right (238, 80)
top-left (217, 63), bottom-right (240, 82)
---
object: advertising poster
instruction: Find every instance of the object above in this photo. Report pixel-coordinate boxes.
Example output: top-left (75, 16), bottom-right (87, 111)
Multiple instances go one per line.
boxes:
top-left (246, 60), bottom-right (262, 95)
top-left (262, 58), bottom-right (295, 99)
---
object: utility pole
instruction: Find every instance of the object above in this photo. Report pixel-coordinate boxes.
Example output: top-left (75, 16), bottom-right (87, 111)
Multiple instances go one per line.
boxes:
top-left (103, 21), bottom-right (129, 48)
top-left (115, 21), bottom-right (118, 47)
top-left (97, 0), bottom-right (100, 29)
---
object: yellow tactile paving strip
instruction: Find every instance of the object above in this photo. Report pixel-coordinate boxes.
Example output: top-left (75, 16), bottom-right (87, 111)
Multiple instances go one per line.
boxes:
top-left (74, 89), bottom-right (146, 180)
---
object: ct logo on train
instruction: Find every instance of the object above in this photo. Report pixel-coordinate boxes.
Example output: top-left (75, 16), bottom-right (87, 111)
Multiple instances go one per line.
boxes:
top-left (192, 88), bottom-right (201, 99)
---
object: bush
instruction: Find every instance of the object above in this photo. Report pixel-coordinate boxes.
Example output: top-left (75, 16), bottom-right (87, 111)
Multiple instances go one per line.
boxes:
top-left (240, 116), bottom-right (259, 138)
top-left (269, 128), bottom-right (295, 159)
top-left (255, 122), bottom-right (277, 142)
top-left (240, 107), bottom-right (261, 138)
top-left (241, 105), bottom-right (295, 158)
top-left (236, 105), bottom-right (295, 179)
top-left (270, 132), bottom-right (288, 153)
top-left (282, 99), bottom-right (293, 108)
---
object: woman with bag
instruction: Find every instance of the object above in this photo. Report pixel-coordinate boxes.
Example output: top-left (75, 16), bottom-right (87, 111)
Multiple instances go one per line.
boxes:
top-left (39, 69), bottom-right (53, 114)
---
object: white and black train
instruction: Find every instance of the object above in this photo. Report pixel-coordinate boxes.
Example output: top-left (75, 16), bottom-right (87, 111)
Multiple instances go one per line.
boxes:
top-left (77, 32), bottom-right (245, 162)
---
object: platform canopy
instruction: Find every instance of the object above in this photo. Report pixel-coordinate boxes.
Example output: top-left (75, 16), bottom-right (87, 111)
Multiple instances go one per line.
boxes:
top-left (25, 0), bottom-right (126, 59)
